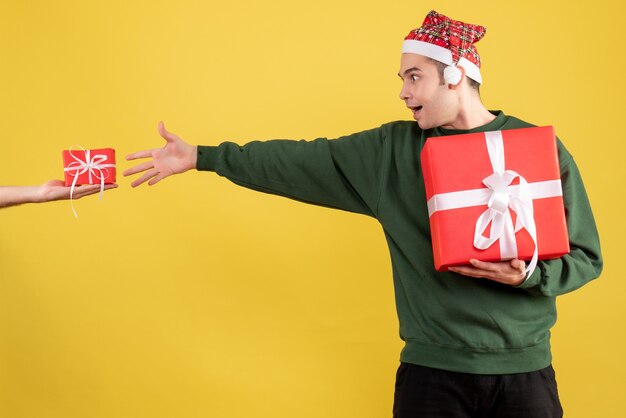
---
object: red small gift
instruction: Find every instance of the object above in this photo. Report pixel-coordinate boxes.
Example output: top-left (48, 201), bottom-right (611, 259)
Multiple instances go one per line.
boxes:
top-left (420, 126), bottom-right (569, 273)
top-left (62, 147), bottom-right (116, 187)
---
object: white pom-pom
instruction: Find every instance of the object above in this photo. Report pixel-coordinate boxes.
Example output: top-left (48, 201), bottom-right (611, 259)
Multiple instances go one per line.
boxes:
top-left (444, 65), bottom-right (462, 85)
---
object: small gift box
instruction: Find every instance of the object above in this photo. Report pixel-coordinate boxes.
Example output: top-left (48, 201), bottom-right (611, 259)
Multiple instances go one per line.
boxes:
top-left (62, 147), bottom-right (116, 218)
top-left (420, 126), bottom-right (569, 273)
top-left (62, 147), bottom-right (116, 187)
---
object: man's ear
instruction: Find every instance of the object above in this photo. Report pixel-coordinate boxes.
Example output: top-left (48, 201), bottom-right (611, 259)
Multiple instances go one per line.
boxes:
top-left (445, 65), bottom-right (466, 89)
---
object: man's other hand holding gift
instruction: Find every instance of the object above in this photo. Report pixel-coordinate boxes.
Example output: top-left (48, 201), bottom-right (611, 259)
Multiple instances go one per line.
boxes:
top-left (448, 258), bottom-right (527, 286)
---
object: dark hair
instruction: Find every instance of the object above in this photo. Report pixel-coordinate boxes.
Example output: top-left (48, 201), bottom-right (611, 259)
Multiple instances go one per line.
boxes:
top-left (427, 58), bottom-right (481, 92)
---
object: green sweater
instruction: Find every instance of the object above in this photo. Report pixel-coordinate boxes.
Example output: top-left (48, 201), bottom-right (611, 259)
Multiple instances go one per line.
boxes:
top-left (196, 110), bottom-right (603, 374)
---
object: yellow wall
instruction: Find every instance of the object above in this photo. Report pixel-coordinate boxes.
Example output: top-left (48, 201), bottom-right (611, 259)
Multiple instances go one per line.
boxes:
top-left (0, 1), bottom-right (622, 417)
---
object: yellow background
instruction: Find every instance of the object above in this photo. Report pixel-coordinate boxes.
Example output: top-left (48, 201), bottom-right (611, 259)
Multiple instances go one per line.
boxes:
top-left (0, 0), bottom-right (623, 417)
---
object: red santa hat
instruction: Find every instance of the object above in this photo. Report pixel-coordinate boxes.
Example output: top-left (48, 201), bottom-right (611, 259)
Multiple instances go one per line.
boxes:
top-left (402, 10), bottom-right (486, 85)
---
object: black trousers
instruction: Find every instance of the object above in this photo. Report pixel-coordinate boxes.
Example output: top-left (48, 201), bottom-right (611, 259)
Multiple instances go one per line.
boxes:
top-left (393, 363), bottom-right (563, 418)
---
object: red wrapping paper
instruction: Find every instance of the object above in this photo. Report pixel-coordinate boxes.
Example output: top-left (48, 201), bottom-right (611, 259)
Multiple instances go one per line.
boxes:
top-left (62, 148), bottom-right (116, 187)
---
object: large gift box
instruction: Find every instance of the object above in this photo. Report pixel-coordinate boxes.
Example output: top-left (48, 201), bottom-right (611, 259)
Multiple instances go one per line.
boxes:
top-left (62, 148), bottom-right (116, 187)
top-left (420, 126), bottom-right (569, 272)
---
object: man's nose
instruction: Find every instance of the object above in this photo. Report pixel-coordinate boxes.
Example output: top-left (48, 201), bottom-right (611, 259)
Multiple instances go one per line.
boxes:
top-left (399, 84), bottom-right (410, 101)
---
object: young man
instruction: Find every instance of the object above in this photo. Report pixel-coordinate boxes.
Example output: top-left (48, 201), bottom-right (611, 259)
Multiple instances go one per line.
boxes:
top-left (0, 180), bottom-right (117, 209)
top-left (124, 10), bottom-right (602, 418)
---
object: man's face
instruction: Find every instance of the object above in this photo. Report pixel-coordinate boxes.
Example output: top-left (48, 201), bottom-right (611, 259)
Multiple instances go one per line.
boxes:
top-left (398, 53), bottom-right (457, 130)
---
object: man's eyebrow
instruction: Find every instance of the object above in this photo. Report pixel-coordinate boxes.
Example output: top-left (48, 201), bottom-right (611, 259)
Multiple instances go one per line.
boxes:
top-left (397, 67), bottom-right (423, 78)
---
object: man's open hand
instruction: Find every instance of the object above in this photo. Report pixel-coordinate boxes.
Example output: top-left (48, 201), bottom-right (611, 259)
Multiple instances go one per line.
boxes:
top-left (123, 121), bottom-right (197, 187)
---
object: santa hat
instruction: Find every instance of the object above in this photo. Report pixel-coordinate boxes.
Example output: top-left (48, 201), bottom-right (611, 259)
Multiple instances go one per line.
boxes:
top-left (402, 10), bottom-right (486, 85)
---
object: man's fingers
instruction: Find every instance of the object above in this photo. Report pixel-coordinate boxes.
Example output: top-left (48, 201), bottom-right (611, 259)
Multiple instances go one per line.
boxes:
top-left (469, 259), bottom-right (499, 272)
top-left (131, 169), bottom-right (158, 188)
top-left (126, 149), bottom-right (156, 161)
top-left (449, 266), bottom-right (485, 278)
top-left (470, 258), bottom-right (525, 274)
top-left (450, 265), bottom-right (503, 280)
top-left (158, 121), bottom-right (179, 143)
top-left (147, 172), bottom-right (168, 186)
top-left (123, 161), bottom-right (155, 177)
top-left (450, 260), bottom-right (526, 285)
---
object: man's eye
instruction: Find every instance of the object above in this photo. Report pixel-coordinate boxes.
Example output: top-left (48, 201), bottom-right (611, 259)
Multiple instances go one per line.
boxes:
top-left (411, 75), bottom-right (418, 81)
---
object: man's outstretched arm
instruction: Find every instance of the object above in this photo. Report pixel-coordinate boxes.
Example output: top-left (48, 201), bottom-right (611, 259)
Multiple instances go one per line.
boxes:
top-left (124, 121), bottom-right (387, 218)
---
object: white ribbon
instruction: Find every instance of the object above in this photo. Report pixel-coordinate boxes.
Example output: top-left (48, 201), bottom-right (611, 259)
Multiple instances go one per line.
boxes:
top-left (63, 146), bottom-right (115, 218)
top-left (426, 131), bottom-right (563, 277)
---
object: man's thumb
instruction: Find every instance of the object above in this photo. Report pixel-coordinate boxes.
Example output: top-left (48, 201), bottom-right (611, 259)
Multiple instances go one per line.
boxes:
top-left (511, 259), bottom-right (525, 271)
top-left (158, 121), bottom-right (176, 143)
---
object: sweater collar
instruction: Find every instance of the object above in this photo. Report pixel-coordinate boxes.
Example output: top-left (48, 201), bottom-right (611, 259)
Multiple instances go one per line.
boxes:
top-left (432, 110), bottom-right (507, 136)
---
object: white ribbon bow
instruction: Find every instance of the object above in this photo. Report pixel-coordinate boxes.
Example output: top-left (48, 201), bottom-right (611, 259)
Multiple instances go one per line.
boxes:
top-left (426, 131), bottom-right (563, 278)
top-left (473, 131), bottom-right (538, 277)
top-left (63, 146), bottom-right (115, 218)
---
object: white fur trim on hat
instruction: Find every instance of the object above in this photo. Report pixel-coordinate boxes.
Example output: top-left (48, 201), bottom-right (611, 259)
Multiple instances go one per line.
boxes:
top-left (402, 40), bottom-right (453, 65)
top-left (402, 40), bottom-right (483, 84)
top-left (457, 57), bottom-right (482, 84)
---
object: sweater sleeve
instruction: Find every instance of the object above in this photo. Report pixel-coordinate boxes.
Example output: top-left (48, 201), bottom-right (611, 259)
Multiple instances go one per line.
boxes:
top-left (195, 125), bottom-right (387, 218)
top-left (515, 144), bottom-right (603, 296)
